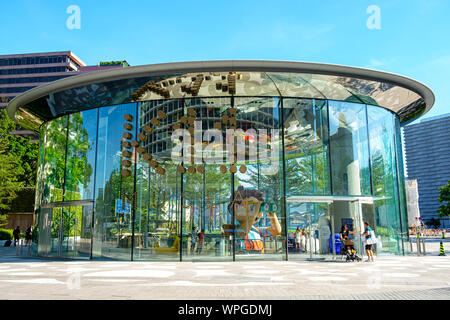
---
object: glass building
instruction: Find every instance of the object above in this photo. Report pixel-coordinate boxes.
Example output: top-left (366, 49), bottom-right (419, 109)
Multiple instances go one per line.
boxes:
top-left (6, 61), bottom-right (434, 261)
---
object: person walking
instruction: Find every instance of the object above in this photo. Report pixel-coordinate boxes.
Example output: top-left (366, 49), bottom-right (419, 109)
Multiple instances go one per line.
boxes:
top-left (13, 226), bottom-right (21, 247)
top-left (25, 226), bottom-right (32, 245)
top-left (197, 229), bottom-right (205, 255)
top-left (190, 226), bottom-right (197, 254)
top-left (25, 226), bottom-right (32, 255)
top-left (361, 222), bottom-right (375, 262)
top-left (294, 227), bottom-right (301, 253)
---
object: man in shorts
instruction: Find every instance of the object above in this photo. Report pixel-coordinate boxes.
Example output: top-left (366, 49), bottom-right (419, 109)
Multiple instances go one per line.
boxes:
top-left (361, 222), bottom-right (374, 262)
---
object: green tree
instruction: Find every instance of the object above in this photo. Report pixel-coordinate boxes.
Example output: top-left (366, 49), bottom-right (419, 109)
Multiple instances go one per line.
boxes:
top-left (8, 136), bottom-right (39, 187)
top-left (0, 214), bottom-right (8, 227)
top-left (0, 111), bottom-right (24, 211)
top-left (438, 180), bottom-right (450, 218)
top-left (0, 110), bottom-right (39, 188)
top-left (426, 217), bottom-right (441, 229)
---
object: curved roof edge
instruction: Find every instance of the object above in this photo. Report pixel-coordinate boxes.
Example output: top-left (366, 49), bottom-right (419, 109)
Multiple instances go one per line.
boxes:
top-left (7, 60), bottom-right (435, 122)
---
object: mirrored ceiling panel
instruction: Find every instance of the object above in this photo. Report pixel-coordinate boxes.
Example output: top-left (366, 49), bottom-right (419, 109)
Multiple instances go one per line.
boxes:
top-left (10, 64), bottom-right (431, 129)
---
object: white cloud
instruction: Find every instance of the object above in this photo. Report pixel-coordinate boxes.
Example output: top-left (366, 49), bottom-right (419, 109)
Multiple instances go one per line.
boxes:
top-left (365, 58), bottom-right (385, 69)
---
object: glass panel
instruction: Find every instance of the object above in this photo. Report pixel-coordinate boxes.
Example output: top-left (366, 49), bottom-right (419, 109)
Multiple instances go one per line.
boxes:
top-left (367, 106), bottom-right (402, 254)
top-left (41, 117), bottom-right (68, 203)
top-left (283, 99), bottom-right (330, 196)
top-left (180, 98), bottom-right (233, 261)
top-left (49, 207), bottom-right (63, 256)
top-left (65, 109), bottom-right (98, 201)
top-left (134, 99), bottom-right (183, 261)
top-left (287, 201), bottom-right (330, 259)
top-left (233, 97), bottom-right (285, 261)
top-left (35, 126), bottom-right (46, 209)
top-left (93, 103), bottom-right (137, 260)
top-left (394, 117), bottom-right (408, 253)
top-left (37, 207), bottom-right (52, 256)
top-left (329, 101), bottom-right (371, 196)
top-left (60, 205), bottom-right (92, 259)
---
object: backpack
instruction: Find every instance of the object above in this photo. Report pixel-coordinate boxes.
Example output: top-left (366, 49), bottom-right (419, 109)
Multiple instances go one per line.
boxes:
top-left (366, 229), bottom-right (377, 245)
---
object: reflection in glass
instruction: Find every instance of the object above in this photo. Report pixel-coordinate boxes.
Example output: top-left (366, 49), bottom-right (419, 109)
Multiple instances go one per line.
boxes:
top-left (41, 116), bottom-right (68, 203)
top-left (93, 103), bottom-right (137, 260)
top-left (233, 97), bottom-right (285, 261)
top-left (283, 99), bottom-right (330, 196)
top-left (65, 109), bottom-right (98, 201)
top-left (34, 97), bottom-right (409, 260)
top-left (329, 101), bottom-right (371, 196)
top-left (367, 106), bottom-right (401, 254)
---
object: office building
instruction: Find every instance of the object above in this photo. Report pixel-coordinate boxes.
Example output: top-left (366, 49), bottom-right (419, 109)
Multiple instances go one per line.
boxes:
top-left (404, 113), bottom-right (450, 227)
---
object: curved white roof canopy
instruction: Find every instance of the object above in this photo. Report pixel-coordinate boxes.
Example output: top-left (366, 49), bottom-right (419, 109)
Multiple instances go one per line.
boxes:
top-left (7, 60), bottom-right (434, 131)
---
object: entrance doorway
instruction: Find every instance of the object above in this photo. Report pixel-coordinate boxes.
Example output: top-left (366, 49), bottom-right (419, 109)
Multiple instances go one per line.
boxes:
top-left (287, 196), bottom-right (374, 260)
top-left (38, 202), bottom-right (93, 259)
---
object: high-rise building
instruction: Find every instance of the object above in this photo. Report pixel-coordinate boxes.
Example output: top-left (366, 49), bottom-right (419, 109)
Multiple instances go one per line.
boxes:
top-left (0, 51), bottom-right (129, 140)
top-left (404, 113), bottom-right (450, 227)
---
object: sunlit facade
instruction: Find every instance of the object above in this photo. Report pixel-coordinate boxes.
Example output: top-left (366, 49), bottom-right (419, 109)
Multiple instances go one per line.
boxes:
top-left (7, 61), bottom-right (434, 261)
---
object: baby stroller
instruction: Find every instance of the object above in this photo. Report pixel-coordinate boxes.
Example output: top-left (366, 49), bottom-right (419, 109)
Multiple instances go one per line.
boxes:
top-left (342, 240), bottom-right (362, 262)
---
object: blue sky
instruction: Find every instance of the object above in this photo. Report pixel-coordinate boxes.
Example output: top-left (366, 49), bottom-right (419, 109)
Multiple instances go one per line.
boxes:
top-left (1, 0), bottom-right (449, 120)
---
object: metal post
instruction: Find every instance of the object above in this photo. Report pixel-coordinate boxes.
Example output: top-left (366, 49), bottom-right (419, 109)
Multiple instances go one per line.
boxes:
top-left (309, 214), bottom-right (313, 260)
top-left (417, 233), bottom-right (421, 256)
top-left (231, 173), bottom-right (235, 262)
top-left (422, 236), bottom-right (426, 255)
top-left (409, 234), bottom-right (413, 253)
top-left (330, 203), bottom-right (335, 260)
top-left (279, 98), bottom-right (289, 261)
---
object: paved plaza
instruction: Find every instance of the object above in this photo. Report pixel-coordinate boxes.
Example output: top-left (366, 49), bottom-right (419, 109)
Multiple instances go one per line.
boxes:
top-left (0, 243), bottom-right (449, 300)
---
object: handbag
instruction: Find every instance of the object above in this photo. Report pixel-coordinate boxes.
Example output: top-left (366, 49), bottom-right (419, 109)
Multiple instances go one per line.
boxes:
top-left (344, 240), bottom-right (354, 246)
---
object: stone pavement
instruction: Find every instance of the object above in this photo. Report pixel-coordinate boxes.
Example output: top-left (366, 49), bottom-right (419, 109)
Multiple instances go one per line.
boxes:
top-left (0, 246), bottom-right (449, 300)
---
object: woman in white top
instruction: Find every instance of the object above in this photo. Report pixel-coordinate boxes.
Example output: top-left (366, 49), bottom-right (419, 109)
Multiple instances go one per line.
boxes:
top-left (300, 229), bottom-right (307, 252)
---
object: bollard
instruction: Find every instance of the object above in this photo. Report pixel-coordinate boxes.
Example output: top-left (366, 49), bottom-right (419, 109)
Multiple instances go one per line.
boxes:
top-left (417, 233), bottom-right (421, 256)
top-left (409, 236), bottom-right (413, 253)
top-left (439, 241), bottom-right (446, 256)
top-left (443, 231), bottom-right (446, 239)
top-left (422, 236), bottom-right (426, 255)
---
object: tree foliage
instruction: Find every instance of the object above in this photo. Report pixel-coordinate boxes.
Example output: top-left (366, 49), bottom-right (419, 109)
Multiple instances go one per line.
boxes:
top-left (0, 110), bottom-right (25, 212)
top-left (426, 217), bottom-right (441, 229)
top-left (438, 180), bottom-right (450, 218)
top-left (0, 214), bottom-right (8, 228)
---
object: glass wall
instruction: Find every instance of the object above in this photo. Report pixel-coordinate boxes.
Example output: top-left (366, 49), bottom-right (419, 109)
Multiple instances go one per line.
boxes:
top-left (34, 97), bottom-right (409, 260)
top-left (180, 98), bottom-right (233, 261)
top-left (283, 99), bottom-right (330, 196)
top-left (93, 103), bottom-right (137, 260)
top-left (367, 105), bottom-right (402, 254)
top-left (65, 109), bottom-right (98, 201)
top-left (233, 97), bottom-right (286, 261)
top-left (134, 100), bottom-right (182, 261)
top-left (41, 116), bottom-right (68, 204)
top-left (329, 101), bottom-right (371, 196)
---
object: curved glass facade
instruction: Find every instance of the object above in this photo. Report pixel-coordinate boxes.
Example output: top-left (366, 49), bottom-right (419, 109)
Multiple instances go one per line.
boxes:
top-left (33, 97), bottom-right (409, 261)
